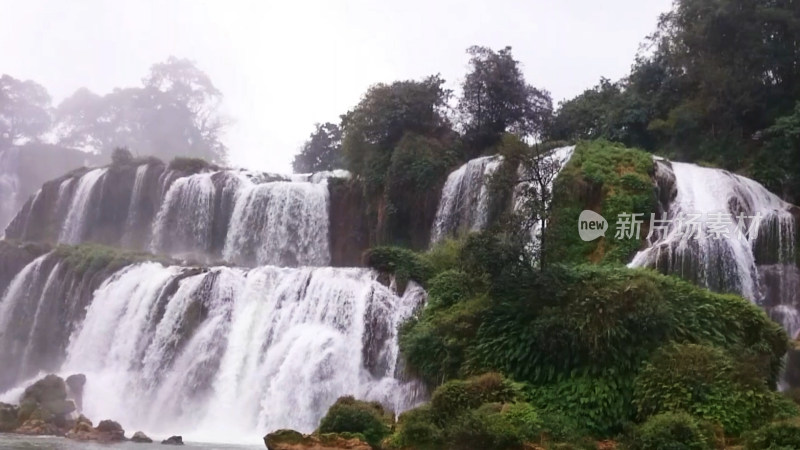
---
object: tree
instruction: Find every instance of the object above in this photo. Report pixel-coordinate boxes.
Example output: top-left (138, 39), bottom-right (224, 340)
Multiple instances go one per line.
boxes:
top-left (292, 122), bottom-right (343, 173)
top-left (0, 75), bottom-right (52, 148)
top-left (510, 140), bottom-right (565, 268)
top-left (457, 46), bottom-right (552, 152)
top-left (547, 78), bottom-right (652, 150)
top-left (54, 57), bottom-right (228, 163)
top-left (340, 75), bottom-right (451, 190)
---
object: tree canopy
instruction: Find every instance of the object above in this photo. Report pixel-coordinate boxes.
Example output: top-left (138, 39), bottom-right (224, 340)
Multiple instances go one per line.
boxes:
top-left (1, 57), bottom-right (228, 163)
top-left (292, 122), bottom-right (343, 173)
top-left (458, 46), bottom-right (553, 153)
top-left (55, 57), bottom-right (227, 163)
top-left (0, 75), bottom-right (52, 147)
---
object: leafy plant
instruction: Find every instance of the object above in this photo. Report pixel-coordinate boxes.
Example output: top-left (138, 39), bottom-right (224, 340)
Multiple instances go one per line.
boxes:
top-left (624, 412), bottom-right (714, 450)
top-left (317, 396), bottom-right (391, 448)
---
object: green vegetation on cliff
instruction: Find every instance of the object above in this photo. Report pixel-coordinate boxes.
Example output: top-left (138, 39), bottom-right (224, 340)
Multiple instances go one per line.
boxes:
top-left (546, 140), bottom-right (655, 265)
top-left (365, 227), bottom-right (792, 446)
top-left (54, 243), bottom-right (172, 276)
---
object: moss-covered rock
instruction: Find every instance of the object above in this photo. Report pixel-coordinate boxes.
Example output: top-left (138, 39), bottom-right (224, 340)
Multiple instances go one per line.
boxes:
top-left (546, 139), bottom-right (656, 265)
top-left (317, 396), bottom-right (393, 448)
top-left (264, 429), bottom-right (371, 450)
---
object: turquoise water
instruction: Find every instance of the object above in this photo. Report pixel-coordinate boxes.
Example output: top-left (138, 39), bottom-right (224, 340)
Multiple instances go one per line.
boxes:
top-left (0, 435), bottom-right (264, 449)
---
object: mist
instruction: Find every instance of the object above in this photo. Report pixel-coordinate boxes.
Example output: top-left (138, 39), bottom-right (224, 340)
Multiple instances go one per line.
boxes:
top-left (1, 0), bottom-right (671, 173)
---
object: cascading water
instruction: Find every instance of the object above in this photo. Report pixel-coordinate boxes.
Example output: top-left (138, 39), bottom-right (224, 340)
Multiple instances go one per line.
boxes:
top-left (430, 155), bottom-right (504, 244)
top-left (0, 254), bottom-right (425, 443)
top-left (514, 146), bottom-right (575, 252)
top-left (0, 148), bottom-right (21, 232)
top-left (151, 172), bottom-right (218, 256)
top-left (431, 146), bottom-right (576, 246)
top-left (222, 178), bottom-right (330, 267)
top-left (630, 160), bottom-right (800, 337)
top-left (58, 168), bottom-right (108, 245)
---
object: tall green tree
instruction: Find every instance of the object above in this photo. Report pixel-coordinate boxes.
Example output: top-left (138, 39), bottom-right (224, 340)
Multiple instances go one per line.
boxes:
top-left (457, 46), bottom-right (552, 153)
top-left (340, 75), bottom-right (451, 190)
top-left (292, 122), bottom-right (343, 173)
top-left (0, 75), bottom-right (52, 148)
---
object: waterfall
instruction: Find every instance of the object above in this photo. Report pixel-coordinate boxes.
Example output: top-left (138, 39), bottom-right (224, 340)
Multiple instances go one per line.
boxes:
top-left (59, 168), bottom-right (108, 244)
top-left (0, 148), bottom-right (20, 232)
top-left (121, 164), bottom-right (151, 246)
top-left (0, 258), bottom-right (425, 443)
top-left (431, 146), bottom-right (576, 246)
top-left (431, 155), bottom-right (503, 243)
top-left (514, 145), bottom-right (576, 252)
top-left (223, 179), bottom-right (330, 267)
top-left (630, 160), bottom-right (800, 335)
top-left (151, 172), bottom-right (217, 256)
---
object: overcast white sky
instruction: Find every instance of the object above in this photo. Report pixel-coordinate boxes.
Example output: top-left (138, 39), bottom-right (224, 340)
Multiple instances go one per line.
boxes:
top-left (0, 0), bottom-right (672, 172)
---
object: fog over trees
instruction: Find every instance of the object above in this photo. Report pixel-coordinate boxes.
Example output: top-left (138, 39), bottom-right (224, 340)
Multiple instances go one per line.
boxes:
top-left (0, 57), bottom-right (228, 164)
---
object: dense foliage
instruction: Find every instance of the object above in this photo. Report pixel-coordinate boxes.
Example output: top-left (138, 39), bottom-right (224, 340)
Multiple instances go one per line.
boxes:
top-left (458, 46), bottom-right (553, 152)
top-left (546, 140), bottom-right (655, 265)
top-left (623, 412), bottom-right (714, 450)
top-left (548, 0), bottom-right (800, 203)
top-left (367, 228), bottom-right (791, 442)
top-left (292, 122), bottom-right (343, 173)
top-left (317, 396), bottom-right (391, 448)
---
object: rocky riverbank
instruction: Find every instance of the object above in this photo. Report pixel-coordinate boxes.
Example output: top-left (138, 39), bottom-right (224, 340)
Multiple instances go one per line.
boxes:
top-left (0, 374), bottom-right (178, 445)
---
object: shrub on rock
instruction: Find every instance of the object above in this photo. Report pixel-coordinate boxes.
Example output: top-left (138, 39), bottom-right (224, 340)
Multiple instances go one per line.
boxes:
top-left (624, 412), bottom-right (713, 450)
top-left (745, 419), bottom-right (800, 449)
top-left (318, 396), bottom-right (391, 448)
top-left (633, 343), bottom-right (788, 435)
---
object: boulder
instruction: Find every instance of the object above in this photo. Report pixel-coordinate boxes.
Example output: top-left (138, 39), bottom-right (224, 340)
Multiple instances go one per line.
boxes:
top-left (66, 417), bottom-right (126, 443)
top-left (264, 429), bottom-right (371, 450)
top-left (132, 431), bottom-right (154, 443)
top-left (162, 435), bottom-right (184, 445)
top-left (65, 373), bottom-right (86, 411)
top-left (21, 374), bottom-right (68, 405)
top-left (0, 403), bottom-right (18, 432)
top-left (16, 418), bottom-right (60, 436)
top-left (13, 374), bottom-right (76, 435)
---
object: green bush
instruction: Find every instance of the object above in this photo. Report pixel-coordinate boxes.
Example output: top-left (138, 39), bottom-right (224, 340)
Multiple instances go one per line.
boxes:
top-left (317, 396), bottom-right (391, 448)
top-left (430, 373), bottom-right (518, 424)
top-left (421, 238), bottom-right (464, 276)
top-left (546, 139), bottom-right (655, 265)
top-left (501, 402), bottom-right (542, 442)
top-left (55, 243), bottom-right (171, 276)
top-left (633, 343), bottom-right (782, 436)
top-left (364, 246), bottom-right (433, 289)
top-left (525, 375), bottom-right (633, 436)
top-left (426, 270), bottom-right (476, 310)
top-left (111, 147), bottom-right (134, 166)
top-left (625, 412), bottom-right (713, 450)
top-left (443, 408), bottom-right (524, 450)
top-left (168, 156), bottom-right (216, 173)
top-left (745, 419), bottom-right (800, 450)
top-left (388, 405), bottom-right (444, 450)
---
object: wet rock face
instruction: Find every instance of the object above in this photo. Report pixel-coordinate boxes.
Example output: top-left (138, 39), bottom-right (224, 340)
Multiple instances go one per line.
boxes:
top-left (0, 403), bottom-right (18, 432)
top-left (15, 374), bottom-right (76, 436)
top-left (328, 179), bottom-right (370, 267)
top-left (65, 373), bottom-right (86, 412)
top-left (264, 430), bottom-right (371, 450)
top-left (131, 431), bottom-right (153, 443)
top-left (66, 416), bottom-right (126, 443)
top-left (162, 435), bottom-right (184, 445)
